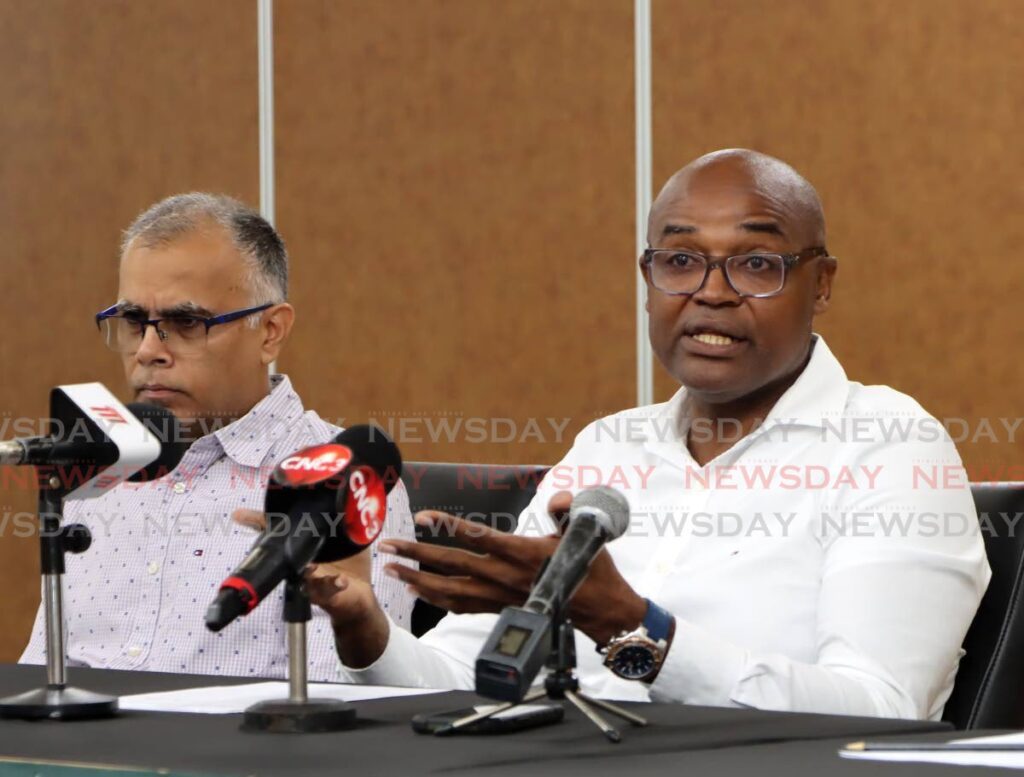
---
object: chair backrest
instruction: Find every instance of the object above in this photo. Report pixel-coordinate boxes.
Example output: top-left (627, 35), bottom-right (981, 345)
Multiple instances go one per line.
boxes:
top-left (400, 462), bottom-right (550, 636)
top-left (943, 482), bottom-right (1024, 729)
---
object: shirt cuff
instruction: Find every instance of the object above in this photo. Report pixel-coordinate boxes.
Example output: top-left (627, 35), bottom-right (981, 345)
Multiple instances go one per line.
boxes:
top-left (337, 613), bottom-right (436, 688)
top-left (648, 618), bottom-right (748, 705)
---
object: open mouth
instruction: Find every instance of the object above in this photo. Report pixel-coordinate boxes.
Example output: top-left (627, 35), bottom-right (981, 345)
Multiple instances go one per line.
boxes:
top-left (688, 332), bottom-right (742, 347)
top-left (683, 323), bottom-right (748, 348)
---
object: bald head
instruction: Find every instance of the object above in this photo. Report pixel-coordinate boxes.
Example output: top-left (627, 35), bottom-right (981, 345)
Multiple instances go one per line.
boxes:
top-left (641, 148), bottom-right (838, 408)
top-left (649, 149), bottom-right (826, 248)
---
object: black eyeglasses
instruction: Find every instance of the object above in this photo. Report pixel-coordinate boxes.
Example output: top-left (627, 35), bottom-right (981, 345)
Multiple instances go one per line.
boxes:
top-left (641, 246), bottom-right (829, 298)
top-left (95, 303), bottom-right (274, 355)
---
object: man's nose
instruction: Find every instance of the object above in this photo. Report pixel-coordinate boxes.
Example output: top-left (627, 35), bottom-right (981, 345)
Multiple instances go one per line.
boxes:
top-left (135, 324), bottom-right (172, 365)
top-left (692, 263), bottom-right (740, 305)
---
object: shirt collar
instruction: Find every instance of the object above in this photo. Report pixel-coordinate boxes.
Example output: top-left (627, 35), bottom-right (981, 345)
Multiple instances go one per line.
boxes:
top-left (758, 334), bottom-right (850, 428)
top-left (186, 374), bottom-right (306, 468)
top-left (641, 334), bottom-right (850, 457)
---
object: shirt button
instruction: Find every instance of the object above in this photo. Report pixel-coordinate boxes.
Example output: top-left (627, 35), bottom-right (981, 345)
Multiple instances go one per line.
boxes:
top-left (127, 646), bottom-right (142, 657)
top-left (172, 482), bottom-right (187, 494)
top-left (147, 561), bottom-right (160, 575)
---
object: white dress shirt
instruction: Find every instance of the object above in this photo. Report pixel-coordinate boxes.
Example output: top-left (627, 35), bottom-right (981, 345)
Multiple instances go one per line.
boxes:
top-left (341, 336), bottom-right (990, 720)
top-left (20, 374), bottom-right (416, 681)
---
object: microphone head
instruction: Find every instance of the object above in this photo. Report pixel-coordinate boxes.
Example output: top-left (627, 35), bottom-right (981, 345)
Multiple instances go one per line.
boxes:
top-left (261, 425), bottom-right (404, 564)
top-left (315, 425), bottom-right (402, 561)
top-left (331, 424), bottom-right (402, 493)
top-left (126, 403), bottom-right (188, 482)
top-left (569, 486), bottom-right (630, 539)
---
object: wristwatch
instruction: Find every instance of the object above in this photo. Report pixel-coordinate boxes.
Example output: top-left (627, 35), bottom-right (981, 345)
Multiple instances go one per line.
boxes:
top-left (601, 599), bottom-right (673, 682)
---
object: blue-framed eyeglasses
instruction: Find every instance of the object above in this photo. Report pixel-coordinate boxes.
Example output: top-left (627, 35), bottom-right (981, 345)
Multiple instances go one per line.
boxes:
top-left (95, 303), bottom-right (274, 354)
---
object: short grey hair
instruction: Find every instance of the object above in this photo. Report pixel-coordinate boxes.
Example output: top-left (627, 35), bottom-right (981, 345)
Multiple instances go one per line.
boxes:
top-left (121, 193), bottom-right (288, 310)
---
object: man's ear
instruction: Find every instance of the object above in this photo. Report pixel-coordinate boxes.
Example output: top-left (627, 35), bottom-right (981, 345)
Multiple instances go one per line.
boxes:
top-left (259, 303), bottom-right (295, 365)
top-left (813, 257), bottom-right (838, 314)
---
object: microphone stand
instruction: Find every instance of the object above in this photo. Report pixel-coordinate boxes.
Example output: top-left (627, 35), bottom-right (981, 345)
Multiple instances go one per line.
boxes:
top-left (438, 600), bottom-right (647, 742)
top-left (0, 472), bottom-right (117, 719)
top-left (241, 575), bottom-right (357, 733)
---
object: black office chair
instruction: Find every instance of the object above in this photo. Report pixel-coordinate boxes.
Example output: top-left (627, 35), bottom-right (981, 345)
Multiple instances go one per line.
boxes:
top-left (400, 462), bottom-right (550, 637)
top-left (943, 482), bottom-right (1024, 729)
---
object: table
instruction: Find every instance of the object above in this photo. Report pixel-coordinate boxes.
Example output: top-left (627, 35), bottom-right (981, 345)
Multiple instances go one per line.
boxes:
top-left (0, 664), bottom-right (1001, 776)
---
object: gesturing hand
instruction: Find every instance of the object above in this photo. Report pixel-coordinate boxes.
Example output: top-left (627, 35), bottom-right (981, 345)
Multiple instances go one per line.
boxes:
top-left (379, 492), bottom-right (646, 646)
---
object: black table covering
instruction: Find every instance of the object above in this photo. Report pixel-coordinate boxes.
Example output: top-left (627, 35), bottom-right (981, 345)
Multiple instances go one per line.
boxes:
top-left (0, 664), bottom-right (1001, 777)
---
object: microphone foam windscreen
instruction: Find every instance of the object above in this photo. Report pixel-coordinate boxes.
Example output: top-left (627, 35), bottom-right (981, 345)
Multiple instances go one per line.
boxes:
top-left (332, 424), bottom-right (403, 491)
top-left (570, 486), bottom-right (631, 539)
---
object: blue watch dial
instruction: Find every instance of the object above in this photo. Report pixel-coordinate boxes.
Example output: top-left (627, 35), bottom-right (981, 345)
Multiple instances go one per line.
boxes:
top-left (611, 644), bottom-right (657, 680)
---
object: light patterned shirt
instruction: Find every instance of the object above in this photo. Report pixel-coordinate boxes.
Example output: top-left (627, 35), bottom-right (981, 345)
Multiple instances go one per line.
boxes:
top-left (20, 374), bottom-right (416, 681)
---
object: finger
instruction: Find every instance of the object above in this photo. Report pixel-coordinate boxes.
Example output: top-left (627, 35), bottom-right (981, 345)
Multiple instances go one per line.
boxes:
top-left (305, 567), bottom-right (350, 595)
top-left (232, 509), bottom-right (266, 531)
top-left (388, 565), bottom-right (522, 614)
top-left (379, 539), bottom-right (531, 589)
top-left (547, 490), bottom-right (573, 533)
top-left (306, 563), bottom-right (344, 581)
top-left (414, 511), bottom-right (545, 560)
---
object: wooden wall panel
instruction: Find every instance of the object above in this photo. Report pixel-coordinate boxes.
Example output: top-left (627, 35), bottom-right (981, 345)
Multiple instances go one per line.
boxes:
top-left (275, 0), bottom-right (637, 465)
top-left (651, 0), bottom-right (1024, 475)
top-left (0, 0), bottom-right (257, 660)
top-left (2, 0), bottom-right (1018, 667)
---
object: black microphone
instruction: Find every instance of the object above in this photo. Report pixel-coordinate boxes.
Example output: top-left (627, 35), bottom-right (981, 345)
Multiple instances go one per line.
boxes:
top-left (0, 404), bottom-right (182, 470)
top-left (0, 383), bottom-right (187, 497)
top-left (122, 403), bottom-right (188, 482)
top-left (475, 486), bottom-right (631, 701)
top-left (205, 424), bottom-right (402, 632)
top-left (522, 487), bottom-right (631, 616)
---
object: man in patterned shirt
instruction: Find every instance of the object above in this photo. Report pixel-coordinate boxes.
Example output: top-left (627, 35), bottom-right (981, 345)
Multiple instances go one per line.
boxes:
top-left (20, 193), bottom-right (416, 681)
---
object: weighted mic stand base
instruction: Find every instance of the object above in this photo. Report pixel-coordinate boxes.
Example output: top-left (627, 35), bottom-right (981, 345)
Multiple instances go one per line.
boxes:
top-left (0, 685), bottom-right (118, 721)
top-left (241, 698), bottom-right (357, 733)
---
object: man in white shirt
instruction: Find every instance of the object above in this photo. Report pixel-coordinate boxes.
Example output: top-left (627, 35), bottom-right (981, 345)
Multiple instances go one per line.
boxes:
top-left (296, 150), bottom-right (990, 718)
top-left (20, 193), bottom-right (415, 680)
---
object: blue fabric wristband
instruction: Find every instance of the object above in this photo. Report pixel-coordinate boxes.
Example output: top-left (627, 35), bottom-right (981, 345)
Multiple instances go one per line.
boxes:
top-left (642, 598), bottom-right (673, 642)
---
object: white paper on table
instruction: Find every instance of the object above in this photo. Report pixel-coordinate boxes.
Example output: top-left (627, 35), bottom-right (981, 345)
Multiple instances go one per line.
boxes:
top-left (840, 732), bottom-right (1024, 770)
top-left (120, 681), bottom-right (442, 714)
